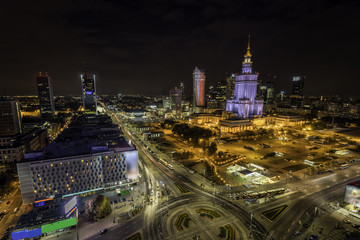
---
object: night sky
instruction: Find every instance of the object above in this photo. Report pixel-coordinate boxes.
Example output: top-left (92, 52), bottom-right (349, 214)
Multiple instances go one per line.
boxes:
top-left (1, 0), bottom-right (359, 97)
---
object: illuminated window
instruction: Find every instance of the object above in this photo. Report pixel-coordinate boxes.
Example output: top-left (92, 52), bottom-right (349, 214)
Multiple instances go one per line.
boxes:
top-left (50, 164), bottom-right (53, 167)
top-left (81, 160), bottom-right (84, 163)
top-left (34, 190), bottom-right (37, 194)
top-left (39, 177), bottom-right (42, 181)
top-left (68, 188), bottom-right (71, 191)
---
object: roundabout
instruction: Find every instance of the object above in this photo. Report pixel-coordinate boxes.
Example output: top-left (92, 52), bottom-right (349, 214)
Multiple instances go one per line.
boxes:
top-left (146, 194), bottom-right (254, 240)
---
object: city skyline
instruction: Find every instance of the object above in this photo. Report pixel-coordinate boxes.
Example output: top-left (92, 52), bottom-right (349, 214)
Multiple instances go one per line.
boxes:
top-left (1, 1), bottom-right (360, 97)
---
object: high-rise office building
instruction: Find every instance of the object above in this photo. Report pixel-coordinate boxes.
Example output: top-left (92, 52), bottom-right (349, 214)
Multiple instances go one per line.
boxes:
top-left (208, 80), bottom-right (227, 109)
top-left (81, 71), bottom-right (97, 114)
top-left (180, 82), bottom-right (185, 99)
top-left (226, 74), bottom-right (236, 100)
top-left (0, 100), bottom-right (22, 136)
top-left (193, 67), bottom-right (205, 108)
top-left (291, 76), bottom-right (305, 107)
top-left (291, 76), bottom-right (305, 96)
top-left (169, 86), bottom-right (182, 117)
top-left (37, 72), bottom-right (55, 117)
top-left (226, 36), bottom-right (263, 118)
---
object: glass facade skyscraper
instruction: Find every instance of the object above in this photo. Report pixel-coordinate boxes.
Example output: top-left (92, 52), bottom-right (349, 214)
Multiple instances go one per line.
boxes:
top-left (37, 72), bottom-right (55, 117)
top-left (193, 67), bottom-right (205, 108)
top-left (81, 72), bottom-right (97, 114)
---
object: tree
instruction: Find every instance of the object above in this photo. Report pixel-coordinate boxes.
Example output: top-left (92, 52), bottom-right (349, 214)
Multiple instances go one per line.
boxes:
top-left (85, 195), bottom-right (112, 221)
top-left (208, 142), bottom-right (217, 155)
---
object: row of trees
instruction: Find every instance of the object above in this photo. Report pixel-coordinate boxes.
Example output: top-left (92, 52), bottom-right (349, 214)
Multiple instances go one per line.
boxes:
top-left (172, 123), bottom-right (213, 144)
top-left (236, 128), bottom-right (275, 138)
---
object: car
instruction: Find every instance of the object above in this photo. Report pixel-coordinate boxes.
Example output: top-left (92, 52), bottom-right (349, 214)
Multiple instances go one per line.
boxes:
top-left (303, 223), bottom-right (310, 228)
top-left (308, 235), bottom-right (318, 240)
top-left (99, 228), bottom-right (108, 235)
top-left (352, 224), bottom-right (360, 228)
top-left (293, 231), bottom-right (302, 236)
top-left (343, 219), bottom-right (351, 224)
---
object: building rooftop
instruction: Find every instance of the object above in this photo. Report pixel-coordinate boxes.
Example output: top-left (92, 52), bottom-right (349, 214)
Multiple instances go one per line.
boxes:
top-left (24, 114), bottom-right (135, 160)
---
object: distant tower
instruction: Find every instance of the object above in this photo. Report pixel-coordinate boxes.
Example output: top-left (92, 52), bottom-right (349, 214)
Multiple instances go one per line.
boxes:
top-left (180, 82), bottom-right (185, 99)
top-left (0, 100), bottom-right (22, 136)
top-left (81, 71), bottom-right (97, 114)
top-left (37, 72), bottom-right (55, 117)
top-left (193, 67), bottom-right (205, 108)
top-left (290, 76), bottom-right (305, 107)
top-left (169, 86), bottom-right (182, 117)
top-left (226, 35), bottom-right (263, 117)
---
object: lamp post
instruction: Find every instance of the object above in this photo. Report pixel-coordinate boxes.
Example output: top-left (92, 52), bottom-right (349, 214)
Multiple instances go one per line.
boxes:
top-left (249, 213), bottom-right (253, 238)
top-left (203, 168), bottom-right (206, 188)
top-left (213, 186), bottom-right (216, 206)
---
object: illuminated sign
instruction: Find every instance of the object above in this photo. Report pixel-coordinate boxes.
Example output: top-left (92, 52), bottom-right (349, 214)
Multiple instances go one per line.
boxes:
top-left (293, 77), bottom-right (301, 81)
top-left (41, 217), bottom-right (77, 233)
top-left (64, 196), bottom-right (77, 215)
top-left (86, 91), bottom-right (93, 95)
top-left (35, 198), bottom-right (54, 204)
top-left (12, 228), bottom-right (42, 240)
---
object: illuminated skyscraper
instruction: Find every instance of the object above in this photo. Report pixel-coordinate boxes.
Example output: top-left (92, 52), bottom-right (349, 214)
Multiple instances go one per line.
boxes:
top-left (290, 76), bottom-right (305, 107)
top-left (226, 36), bottom-right (263, 118)
top-left (193, 67), bottom-right (205, 108)
top-left (37, 72), bottom-right (55, 117)
top-left (81, 71), bottom-right (97, 114)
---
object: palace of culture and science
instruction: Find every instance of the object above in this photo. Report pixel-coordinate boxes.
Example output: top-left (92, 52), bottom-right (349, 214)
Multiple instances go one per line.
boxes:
top-left (226, 36), bottom-right (263, 118)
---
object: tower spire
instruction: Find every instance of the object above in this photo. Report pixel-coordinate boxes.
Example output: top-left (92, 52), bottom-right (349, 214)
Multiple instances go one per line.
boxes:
top-left (245, 34), bottom-right (251, 57)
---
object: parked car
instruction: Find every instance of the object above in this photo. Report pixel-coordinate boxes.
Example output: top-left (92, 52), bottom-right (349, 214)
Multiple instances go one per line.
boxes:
top-left (343, 219), bottom-right (351, 224)
top-left (99, 229), bottom-right (108, 235)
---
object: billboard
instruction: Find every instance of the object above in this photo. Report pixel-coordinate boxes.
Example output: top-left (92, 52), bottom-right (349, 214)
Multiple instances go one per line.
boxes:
top-left (12, 228), bottom-right (42, 240)
top-left (41, 217), bottom-right (77, 233)
top-left (344, 184), bottom-right (360, 208)
top-left (64, 196), bottom-right (77, 215)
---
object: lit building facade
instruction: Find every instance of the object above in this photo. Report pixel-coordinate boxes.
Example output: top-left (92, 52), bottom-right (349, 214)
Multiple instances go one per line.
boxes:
top-left (226, 36), bottom-right (263, 118)
top-left (37, 72), bottom-right (55, 117)
top-left (17, 148), bottom-right (138, 204)
top-left (17, 114), bottom-right (138, 204)
top-left (0, 100), bottom-right (22, 136)
top-left (193, 67), bottom-right (205, 108)
top-left (81, 72), bottom-right (97, 114)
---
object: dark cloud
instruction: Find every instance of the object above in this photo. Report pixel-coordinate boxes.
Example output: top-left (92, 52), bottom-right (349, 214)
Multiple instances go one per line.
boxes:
top-left (0, 0), bottom-right (359, 96)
